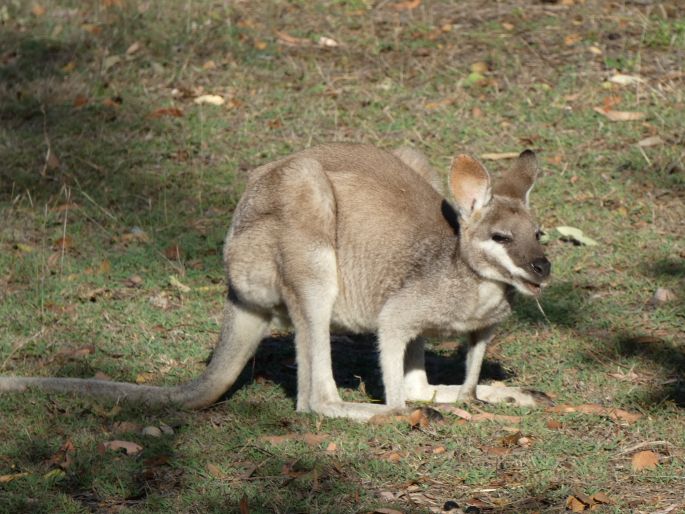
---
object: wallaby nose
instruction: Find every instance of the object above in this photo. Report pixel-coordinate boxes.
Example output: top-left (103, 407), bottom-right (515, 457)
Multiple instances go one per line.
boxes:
top-left (530, 257), bottom-right (551, 279)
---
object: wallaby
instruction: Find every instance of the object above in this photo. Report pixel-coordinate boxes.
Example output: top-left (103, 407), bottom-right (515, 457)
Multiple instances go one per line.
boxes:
top-left (0, 143), bottom-right (550, 421)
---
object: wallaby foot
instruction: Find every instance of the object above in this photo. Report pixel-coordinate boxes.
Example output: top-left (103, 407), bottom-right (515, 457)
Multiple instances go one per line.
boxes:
top-left (309, 400), bottom-right (399, 422)
top-left (405, 382), bottom-right (541, 407)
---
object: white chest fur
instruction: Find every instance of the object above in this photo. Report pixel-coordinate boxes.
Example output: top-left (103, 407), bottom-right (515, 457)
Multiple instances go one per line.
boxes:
top-left (472, 281), bottom-right (507, 320)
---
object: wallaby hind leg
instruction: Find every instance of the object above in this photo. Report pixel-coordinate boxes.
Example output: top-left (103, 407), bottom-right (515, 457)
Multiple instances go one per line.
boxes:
top-left (280, 247), bottom-right (340, 413)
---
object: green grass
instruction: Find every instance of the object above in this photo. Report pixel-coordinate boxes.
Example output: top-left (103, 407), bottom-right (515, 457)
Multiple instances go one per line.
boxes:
top-left (1, 1), bottom-right (684, 512)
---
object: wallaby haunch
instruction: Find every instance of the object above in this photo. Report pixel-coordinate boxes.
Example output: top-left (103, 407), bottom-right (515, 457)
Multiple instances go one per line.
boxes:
top-left (0, 144), bottom-right (550, 421)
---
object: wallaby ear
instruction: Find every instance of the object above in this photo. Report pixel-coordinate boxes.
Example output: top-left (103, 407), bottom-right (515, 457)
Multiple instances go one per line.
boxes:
top-left (492, 150), bottom-right (538, 206)
top-left (449, 154), bottom-right (492, 216)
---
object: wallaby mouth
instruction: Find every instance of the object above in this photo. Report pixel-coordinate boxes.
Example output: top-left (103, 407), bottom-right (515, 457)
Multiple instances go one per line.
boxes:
top-left (521, 278), bottom-right (544, 297)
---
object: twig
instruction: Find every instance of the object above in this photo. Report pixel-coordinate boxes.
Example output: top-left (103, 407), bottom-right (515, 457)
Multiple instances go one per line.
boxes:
top-left (616, 440), bottom-right (672, 456)
top-left (40, 104), bottom-right (52, 177)
top-left (1, 329), bottom-right (46, 370)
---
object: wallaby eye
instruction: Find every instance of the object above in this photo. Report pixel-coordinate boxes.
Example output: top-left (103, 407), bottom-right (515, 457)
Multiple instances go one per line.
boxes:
top-left (491, 233), bottom-right (512, 244)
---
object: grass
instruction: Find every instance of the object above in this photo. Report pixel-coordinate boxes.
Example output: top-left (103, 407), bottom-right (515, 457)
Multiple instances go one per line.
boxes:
top-left (1, 0), bottom-right (684, 512)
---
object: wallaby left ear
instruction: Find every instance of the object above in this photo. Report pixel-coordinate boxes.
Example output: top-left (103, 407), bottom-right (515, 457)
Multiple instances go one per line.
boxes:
top-left (449, 154), bottom-right (492, 217)
top-left (492, 150), bottom-right (538, 206)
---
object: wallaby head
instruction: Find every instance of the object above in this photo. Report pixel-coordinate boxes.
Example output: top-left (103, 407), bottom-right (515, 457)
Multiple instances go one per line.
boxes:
top-left (449, 150), bottom-right (550, 297)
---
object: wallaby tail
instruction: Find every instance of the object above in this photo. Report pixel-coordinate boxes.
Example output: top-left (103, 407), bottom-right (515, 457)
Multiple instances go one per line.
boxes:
top-left (0, 300), bottom-right (270, 409)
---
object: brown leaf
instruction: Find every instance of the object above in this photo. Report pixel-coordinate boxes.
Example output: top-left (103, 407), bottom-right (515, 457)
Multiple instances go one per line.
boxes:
top-left (326, 442), bottom-right (337, 452)
top-left (500, 431), bottom-right (523, 447)
top-left (73, 94), bottom-right (89, 108)
top-left (564, 33), bottom-right (582, 46)
top-left (206, 463), bottom-right (225, 479)
top-left (408, 407), bottom-right (429, 428)
top-left (566, 495), bottom-right (588, 512)
top-left (593, 107), bottom-right (646, 121)
top-left (391, 0), bottom-right (421, 10)
top-left (432, 446), bottom-right (446, 454)
top-left (546, 403), bottom-right (642, 424)
top-left (372, 509), bottom-right (404, 514)
top-left (164, 244), bottom-right (183, 261)
top-left (123, 274), bottom-right (144, 288)
top-left (239, 494), bottom-right (249, 514)
top-left (276, 31), bottom-right (311, 47)
top-left (546, 419), bottom-right (563, 430)
top-left (590, 492), bottom-right (613, 505)
top-left (380, 451), bottom-right (404, 463)
top-left (32, 5), bottom-right (46, 16)
top-left (126, 41), bottom-right (141, 55)
top-left (46, 440), bottom-right (75, 470)
top-left (147, 107), bottom-right (184, 119)
top-left (46, 151), bottom-right (60, 171)
top-left (632, 450), bottom-right (659, 472)
top-left (480, 445), bottom-right (510, 456)
top-left (100, 440), bottom-right (143, 456)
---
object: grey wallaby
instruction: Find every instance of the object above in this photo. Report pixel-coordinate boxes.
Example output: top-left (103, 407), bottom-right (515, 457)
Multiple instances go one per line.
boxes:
top-left (0, 143), bottom-right (550, 421)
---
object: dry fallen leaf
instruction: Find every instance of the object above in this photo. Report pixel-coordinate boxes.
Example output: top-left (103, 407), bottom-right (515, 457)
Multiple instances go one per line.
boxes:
top-left (318, 36), bottom-right (339, 48)
top-left (100, 440), bottom-right (143, 456)
top-left (408, 407), bottom-right (430, 428)
top-left (480, 152), bottom-right (520, 160)
top-left (73, 94), bottom-right (89, 108)
top-left (0, 472), bottom-right (29, 483)
top-left (593, 107), bottom-right (646, 121)
top-left (480, 445), bottom-right (510, 456)
top-left (652, 287), bottom-right (676, 306)
top-left (391, 0), bottom-right (421, 10)
top-left (148, 107), bottom-right (184, 118)
top-left (547, 403), bottom-right (642, 424)
top-left (126, 41), bottom-right (141, 55)
top-left (632, 450), bottom-right (659, 472)
top-left (206, 463), bottom-right (225, 479)
top-left (276, 31), bottom-right (311, 47)
top-left (609, 73), bottom-right (644, 86)
top-left (194, 94), bottom-right (225, 106)
top-left (564, 33), bottom-right (582, 46)
top-left (169, 275), bottom-right (191, 293)
top-left (546, 419), bottom-right (563, 430)
top-left (240, 494), bottom-right (249, 514)
top-left (637, 135), bottom-right (664, 147)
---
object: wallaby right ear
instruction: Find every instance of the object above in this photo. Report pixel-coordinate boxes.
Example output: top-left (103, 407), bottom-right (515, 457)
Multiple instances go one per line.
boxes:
top-left (449, 154), bottom-right (492, 216)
